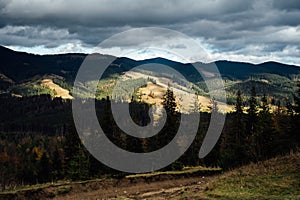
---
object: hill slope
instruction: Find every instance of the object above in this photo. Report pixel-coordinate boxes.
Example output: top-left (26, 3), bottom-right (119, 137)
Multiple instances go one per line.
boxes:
top-left (204, 151), bottom-right (300, 199)
top-left (1, 46), bottom-right (300, 104)
top-left (0, 152), bottom-right (298, 199)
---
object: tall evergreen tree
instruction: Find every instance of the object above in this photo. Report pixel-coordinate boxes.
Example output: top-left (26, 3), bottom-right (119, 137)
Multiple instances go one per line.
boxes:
top-left (38, 152), bottom-right (50, 183)
top-left (208, 97), bottom-right (219, 113)
top-left (235, 90), bottom-right (245, 145)
top-left (246, 86), bottom-right (258, 160)
top-left (256, 93), bottom-right (275, 159)
top-left (247, 86), bottom-right (258, 136)
top-left (219, 90), bottom-right (247, 169)
top-left (292, 82), bottom-right (300, 145)
top-left (293, 82), bottom-right (300, 114)
top-left (272, 100), bottom-right (291, 154)
top-left (64, 124), bottom-right (90, 181)
top-left (234, 90), bottom-right (247, 163)
top-left (51, 148), bottom-right (63, 181)
top-left (162, 86), bottom-right (177, 115)
top-left (161, 85), bottom-right (182, 170)
top-left (192, 92), bottom-right (201, 113)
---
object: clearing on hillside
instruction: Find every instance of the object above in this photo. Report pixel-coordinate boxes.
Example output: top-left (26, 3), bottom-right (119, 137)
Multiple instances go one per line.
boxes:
top-left (41, 79), bottom-right (73, 99)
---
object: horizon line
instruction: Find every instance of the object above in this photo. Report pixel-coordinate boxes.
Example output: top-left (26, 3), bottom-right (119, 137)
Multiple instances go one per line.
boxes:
top-left (1, 45), bottom-right (300, 67)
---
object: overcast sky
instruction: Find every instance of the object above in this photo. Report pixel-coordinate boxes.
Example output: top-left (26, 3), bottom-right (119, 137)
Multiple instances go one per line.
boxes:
top-left (0, 0), bottom-right (300, 65)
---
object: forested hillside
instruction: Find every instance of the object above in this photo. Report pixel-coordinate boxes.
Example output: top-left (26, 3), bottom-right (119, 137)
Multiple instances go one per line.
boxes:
top-left (1, 46), bottom-right (300, 105)
top-left (0, 83), bottom-right (300, 190)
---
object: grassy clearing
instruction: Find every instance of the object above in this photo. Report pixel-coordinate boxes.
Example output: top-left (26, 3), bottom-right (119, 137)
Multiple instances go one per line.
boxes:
top-left (203, 151), bottom-right (300, 200)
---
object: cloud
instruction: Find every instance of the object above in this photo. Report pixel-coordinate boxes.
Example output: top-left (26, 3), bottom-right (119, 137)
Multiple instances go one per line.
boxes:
top-left (273, 0), bottom-right (300, 11)
top-left (0, 25), bottom-right (79, 47)
top-left (0, 0), bottom-right (299, 65)
top-left (0, 0), bottom-right (252, 27)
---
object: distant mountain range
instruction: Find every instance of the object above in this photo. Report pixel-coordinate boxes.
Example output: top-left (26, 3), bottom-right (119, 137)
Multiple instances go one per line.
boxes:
top-left (1, 45), bottom-right (300, 104)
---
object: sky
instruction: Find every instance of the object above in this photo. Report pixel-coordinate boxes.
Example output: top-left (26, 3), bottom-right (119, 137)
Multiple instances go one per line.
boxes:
top-left (0, 0), bottom-right (300, 65)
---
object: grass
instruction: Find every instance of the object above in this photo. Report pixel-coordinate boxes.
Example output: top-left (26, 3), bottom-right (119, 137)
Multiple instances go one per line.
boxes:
top-left (0, 178), bottom-right (106, 195)
top-left (203, 151), bottom-right (300, 200)
top-left (55, 185), bottom-right (72, 195)
top-left (125, 166), bottom-right (222, 179)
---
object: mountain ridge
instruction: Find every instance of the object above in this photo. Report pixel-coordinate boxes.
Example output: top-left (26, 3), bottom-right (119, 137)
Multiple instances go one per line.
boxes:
top-left (1, 46), bottom-right (300, 104)
top-left (2, 45), bottom-right (300, 68)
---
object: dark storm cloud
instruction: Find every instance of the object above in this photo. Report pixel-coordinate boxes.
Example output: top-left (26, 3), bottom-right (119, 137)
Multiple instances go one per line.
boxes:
top-left (0, 25), bottom-right (78, 47)
top-left (0, 0), bottom-right (299, 64)
top-left (0, 0), bottom-right (253, 27)
top-left (273, 0), bottom-right (300, 11)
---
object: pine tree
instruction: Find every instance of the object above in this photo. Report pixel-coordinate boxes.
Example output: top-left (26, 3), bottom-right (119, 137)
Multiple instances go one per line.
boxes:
top-left (247, 86), bottom-right (258, 136)
top-left (234, 90), bottom-right (247, 163)
top-left (38, 152), bottom-right (50, 183)
top-left (64, 124), bottom-right (90, 181)
top-left (67, 146), bottom-right (89, 181)
top-left (192, 92), bottom-right (201, 113)
top-left (208, 97), bottom-right (219, 113)
top-left (293, 82), bottom-right (300, 114)
top-left (246, 86), bottom-right (258, 160)
top-left (235, 90), bottom-right (244, 145)
top-left (160, 85), bottom-right (182, 170)
top-left (51, 148), bottom-right (63, 181)
top-left (256, 93), bottom-right (275, 159)
top-left (286, 99), bottom-right (294, 117)
top-left (219, 90), bottom-right (247, 169)
top-left (162, 86), bottom-right (177, 115)
top-left (292, 82), bottom-right (300, 145)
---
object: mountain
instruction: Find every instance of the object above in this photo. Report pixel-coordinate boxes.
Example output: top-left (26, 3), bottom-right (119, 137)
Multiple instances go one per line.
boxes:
top-left (1, 46), bottom-right (300, 104)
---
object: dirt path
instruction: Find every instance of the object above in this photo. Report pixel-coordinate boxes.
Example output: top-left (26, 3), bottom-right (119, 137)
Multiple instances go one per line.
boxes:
top-left (52, 176), bottom-right (214, 200)
top-left (0, 169), bottom-right (220, 200)
top-left (41, 79), bottom-right (73, 99)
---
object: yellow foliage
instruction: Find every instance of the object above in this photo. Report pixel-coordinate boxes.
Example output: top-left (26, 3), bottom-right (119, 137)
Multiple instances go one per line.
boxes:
top-left (32, 146), bottom-right (43, 161)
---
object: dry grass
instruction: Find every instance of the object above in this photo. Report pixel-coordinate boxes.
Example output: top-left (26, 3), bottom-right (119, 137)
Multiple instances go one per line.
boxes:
top-left (125, 166), bottom-right (222, 179)
top-left (41, 79), bottom-right (73, 99)
top-left (138, 82), bottom-right (233, 113)
top-left (203, 151), bottom-right (300, 199)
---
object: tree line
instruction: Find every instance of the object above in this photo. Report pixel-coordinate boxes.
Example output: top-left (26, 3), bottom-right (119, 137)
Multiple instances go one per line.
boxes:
top-left (0, 83), bottom-right (300, 190)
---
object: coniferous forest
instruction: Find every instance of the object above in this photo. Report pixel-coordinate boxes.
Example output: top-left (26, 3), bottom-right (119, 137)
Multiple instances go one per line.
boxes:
top-left (0, 83), bottom-right (300, 191)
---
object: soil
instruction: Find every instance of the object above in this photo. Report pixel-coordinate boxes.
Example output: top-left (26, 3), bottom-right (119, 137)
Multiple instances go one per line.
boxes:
top-left (0, 173), bottom-right (217, 200)
top-left (53, 175), bottom-right (214, 200)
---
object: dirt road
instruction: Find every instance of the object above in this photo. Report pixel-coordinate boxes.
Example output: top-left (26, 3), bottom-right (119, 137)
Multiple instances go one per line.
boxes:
top-left (52, 175), bottom-right (214, 200)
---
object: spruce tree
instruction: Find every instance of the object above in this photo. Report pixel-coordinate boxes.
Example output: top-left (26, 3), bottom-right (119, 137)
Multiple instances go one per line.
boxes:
top-left (292, 82), bottom-right (300, 145)
top-left (234, 90), bottom-right (247, 164)
top-left (256, 93), bottom-right (275, 159)
top-left (38, 152), bottom-right (50, 183)
top-left (162, 86), bottom-right (177, 115)
top-left (64, 124), bottom-right (90, 181)
top-left (247, 86), bottom-right (258, 136)
top-left (192, 92), bottom-right (201, 113)
top-left (51, 148), bottom-right (63, 181)
top-left (220, 90), bottom-right (247, 169)
top-left (235, 90), bottom-right (244, 145)
top-left (209, 97), bottom-right (219, 113)
top-left (293, 82), bottom-right (300, 114)
top-left (161, 85), bottom-right (182, 170)
top-left (246, 86), bottom-right (258, 160)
